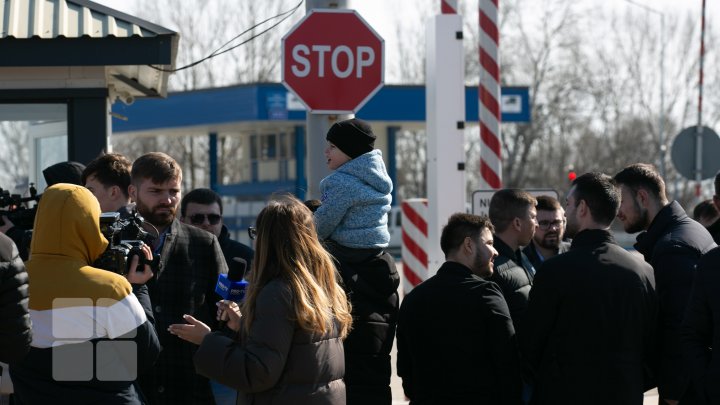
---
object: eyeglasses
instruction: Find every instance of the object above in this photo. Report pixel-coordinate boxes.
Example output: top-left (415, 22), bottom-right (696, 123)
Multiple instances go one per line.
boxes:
top-left (189, 213), bottom-right (222, 225)
top-left (248, 226), bottom-right (257, 240)
top-left (537, 220), bottom-right (563, 230)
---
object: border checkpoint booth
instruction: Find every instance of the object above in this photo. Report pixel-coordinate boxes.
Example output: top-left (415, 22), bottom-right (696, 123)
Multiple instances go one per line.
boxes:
top-left (0, 0), bottom-right (178, 189)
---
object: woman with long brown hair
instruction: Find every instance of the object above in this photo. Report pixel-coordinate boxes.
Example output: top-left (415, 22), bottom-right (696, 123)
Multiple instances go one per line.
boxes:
top-left (169, 195), bottom-right (352, 405)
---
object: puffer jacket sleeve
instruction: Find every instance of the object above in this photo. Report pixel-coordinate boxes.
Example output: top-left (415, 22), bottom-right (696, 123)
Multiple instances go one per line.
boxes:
top-left (193, 279), bottom-right (294, 392)
top-left (0, 233), bottom-right (32, 364)
top-left (314, 174), bottom-right (356, 240)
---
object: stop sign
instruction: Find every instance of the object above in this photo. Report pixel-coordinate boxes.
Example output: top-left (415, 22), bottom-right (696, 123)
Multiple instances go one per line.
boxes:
top-left (282, 9), bottom-right (384, 114)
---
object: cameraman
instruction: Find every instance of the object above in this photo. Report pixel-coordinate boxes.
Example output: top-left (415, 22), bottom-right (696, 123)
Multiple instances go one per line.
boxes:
top-left (10, 184), bottom-right (161, 404)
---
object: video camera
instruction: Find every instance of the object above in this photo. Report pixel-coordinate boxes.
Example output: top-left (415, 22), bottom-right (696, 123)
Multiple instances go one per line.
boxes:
top-left (93, 211), bottom-right (160, 275)
top-left (0, 184), bottom-right (41, 230)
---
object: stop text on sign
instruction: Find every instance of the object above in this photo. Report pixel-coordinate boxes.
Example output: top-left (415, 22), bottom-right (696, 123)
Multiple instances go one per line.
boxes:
top-left (281, 9), bottom-right (384, 113)
top-left (290, 45), bottom-right (375, 79)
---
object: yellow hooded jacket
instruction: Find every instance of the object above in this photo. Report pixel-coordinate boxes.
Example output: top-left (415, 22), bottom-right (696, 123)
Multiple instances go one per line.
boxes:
top-left (10, 184), bottom-right (160, 404)
top-left (25, 184), bottom-right (148, 347)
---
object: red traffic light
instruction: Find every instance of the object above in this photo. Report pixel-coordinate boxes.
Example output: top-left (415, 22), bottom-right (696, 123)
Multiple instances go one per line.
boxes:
top-left (568, 171), bottom-right (577, 181)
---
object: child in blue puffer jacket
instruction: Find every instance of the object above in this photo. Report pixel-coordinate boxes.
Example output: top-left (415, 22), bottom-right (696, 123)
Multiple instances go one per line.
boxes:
top-left (312, 118), bottom-right (399, 405)
top-left (314, 118), bottom-right (393, 249)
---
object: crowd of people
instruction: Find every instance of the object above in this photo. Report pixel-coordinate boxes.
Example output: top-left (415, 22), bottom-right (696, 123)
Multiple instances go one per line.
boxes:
top-left (0, 118), bottom-right (719, 405)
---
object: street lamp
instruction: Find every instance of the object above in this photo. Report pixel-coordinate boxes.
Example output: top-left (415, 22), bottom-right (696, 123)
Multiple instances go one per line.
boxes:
top-left (625, 0), bottom-right (666, 180)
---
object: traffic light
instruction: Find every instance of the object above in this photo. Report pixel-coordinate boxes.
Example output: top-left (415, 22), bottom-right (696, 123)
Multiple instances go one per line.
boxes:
top-left (568, 171), bottom-right (577, 181)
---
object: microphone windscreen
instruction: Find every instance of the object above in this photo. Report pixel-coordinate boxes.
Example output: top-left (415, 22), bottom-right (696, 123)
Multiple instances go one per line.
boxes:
top-left (228, 258), bottom-right (247, 282)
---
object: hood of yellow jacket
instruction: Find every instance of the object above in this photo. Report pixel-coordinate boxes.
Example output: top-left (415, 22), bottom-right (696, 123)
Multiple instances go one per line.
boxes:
top-left (26, 184), bottom-right (134, 313)
top-left (30, 183), bottom-right (108, 264)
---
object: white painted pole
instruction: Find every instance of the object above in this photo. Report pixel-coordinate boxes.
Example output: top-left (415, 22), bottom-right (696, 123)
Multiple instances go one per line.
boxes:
top-left (426, 13), bottom-right (466, 275)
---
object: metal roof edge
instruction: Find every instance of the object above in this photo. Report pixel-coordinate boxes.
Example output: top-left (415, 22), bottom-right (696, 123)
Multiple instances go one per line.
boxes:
top-left (67, 0), bottom-right (177, 36)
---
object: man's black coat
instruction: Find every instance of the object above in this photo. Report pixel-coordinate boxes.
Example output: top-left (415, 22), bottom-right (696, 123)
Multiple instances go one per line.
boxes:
top-left (397, 261), bottom-right (522, 405)
top-left (635, 201), bottom-right (716, 401)
top-left (681, 246), bottom-right (720, 403)
top-left (522, 229), bottom-right (657, 405)
top-left (139, 219), bottom-right (228, 405)
top-left (328, 243), bottom-right (399, 405)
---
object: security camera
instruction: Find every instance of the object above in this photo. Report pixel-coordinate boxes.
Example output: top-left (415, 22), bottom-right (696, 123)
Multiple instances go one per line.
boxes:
top-left (120, 93), bottom-right (135, 106)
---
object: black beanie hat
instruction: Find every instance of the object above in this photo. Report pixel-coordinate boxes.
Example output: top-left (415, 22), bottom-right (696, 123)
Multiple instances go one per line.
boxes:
top-left (325, 118), bottom-right (376, 159)
top-left (42, 161), bottom-right (86, 187)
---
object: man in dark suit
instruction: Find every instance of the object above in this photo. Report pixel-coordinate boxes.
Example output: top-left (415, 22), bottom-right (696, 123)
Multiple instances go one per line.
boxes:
top-left (397, 213), bottom-right (522, 405)
top-left (523, 172), bottom-right (657, 405)
top-left (130, 153), bottom-right (228, 405)
top-left (615, 163), bottom-right (716, 405)
top-left (682, 246), bottom-right (720, 403)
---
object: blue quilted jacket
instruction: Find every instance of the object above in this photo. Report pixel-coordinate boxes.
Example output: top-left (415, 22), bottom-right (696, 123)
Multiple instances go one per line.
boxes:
top-left (315, 150), bottom-right (392, 248)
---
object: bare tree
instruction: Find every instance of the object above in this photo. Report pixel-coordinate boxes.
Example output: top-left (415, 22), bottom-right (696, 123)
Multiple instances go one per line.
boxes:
top-left (0, 122), bottom-right (29, 189)
top-left (111, 0), bottom-right (301, 188)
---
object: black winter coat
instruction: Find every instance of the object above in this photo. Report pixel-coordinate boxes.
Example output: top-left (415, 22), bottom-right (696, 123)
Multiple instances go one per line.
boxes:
top-left (326, 242), bottom-right (399, 405)
top-left (681, 247), bottom-right (720, 404)
top-left (523, 229), bottom-right (657, 405)
top-left (397, 261), bottom-right (522, 405)
top-left (490, 237), bottom-right (535, 333)
top-left (635, 201), bottom-right (716, 401)
top-left (0, 232), bottom-right (31, 364)
top-left (139, 219), bottom-right (229, 405)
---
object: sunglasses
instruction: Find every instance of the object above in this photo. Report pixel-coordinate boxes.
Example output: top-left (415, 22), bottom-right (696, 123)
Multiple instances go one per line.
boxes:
top-left (189, 213), bottom-right (222, 225)
top-left (248, 226), bottom-right (257, 240)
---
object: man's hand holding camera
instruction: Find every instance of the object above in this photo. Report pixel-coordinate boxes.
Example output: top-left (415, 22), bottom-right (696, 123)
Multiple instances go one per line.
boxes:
top-left (125, 243), bottom-right (154, 285)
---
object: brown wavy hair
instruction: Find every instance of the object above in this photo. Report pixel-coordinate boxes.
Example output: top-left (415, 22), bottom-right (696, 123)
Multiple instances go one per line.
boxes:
top-left (242, 195), bottom-right (352, 338)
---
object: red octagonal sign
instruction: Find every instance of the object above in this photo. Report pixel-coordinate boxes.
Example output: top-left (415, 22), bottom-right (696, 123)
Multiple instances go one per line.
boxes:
top-left (282, 9), bottom-right (384, 114)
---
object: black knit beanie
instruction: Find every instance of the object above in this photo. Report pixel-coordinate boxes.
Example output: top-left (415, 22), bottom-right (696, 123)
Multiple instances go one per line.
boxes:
top-left (325, 118), bottom-right (376, 159)
top-left (42, 161), bottom-right (86, 187)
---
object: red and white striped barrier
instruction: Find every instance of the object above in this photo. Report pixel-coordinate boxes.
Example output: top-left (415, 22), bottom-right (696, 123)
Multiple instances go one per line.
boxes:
top-left (479, 0), bottom-right (502, 189)
top-left (441, 0), bottom-right (458, 14)
top-left (401, 199), bottom-right (428, 294)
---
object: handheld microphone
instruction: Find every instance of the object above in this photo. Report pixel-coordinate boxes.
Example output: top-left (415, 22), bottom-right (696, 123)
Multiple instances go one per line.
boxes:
top-left (215, 258), bottom-right (248, 301)
top-left (215, 258), bottom-right (248, 329)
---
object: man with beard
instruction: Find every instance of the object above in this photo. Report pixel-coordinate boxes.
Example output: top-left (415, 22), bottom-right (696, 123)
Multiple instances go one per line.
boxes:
top-left (523, 196), bottom-right (570, 270)
top-left (397, 213), bottom-right (522, 404)
top-left (488, 189), bottom-right (537, 334)
top-left (129, 152), bottom-right (228, 405)
top-left (523, 172), bottom-right (657, 405)
top-left (614, 163), bottom-right (716, 405)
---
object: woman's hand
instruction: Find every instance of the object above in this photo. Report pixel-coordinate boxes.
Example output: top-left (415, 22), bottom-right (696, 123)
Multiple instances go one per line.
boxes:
top-left (168, 314), bottom-right (211, 345)
top-left (217, 300), bottom-right (243, 332)
top-left (125, 244), bottom-right (154, 285)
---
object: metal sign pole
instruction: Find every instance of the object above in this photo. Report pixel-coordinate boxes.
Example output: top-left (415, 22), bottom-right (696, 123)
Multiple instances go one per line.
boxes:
top-left (695, 0), bottom-right (706, 197)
